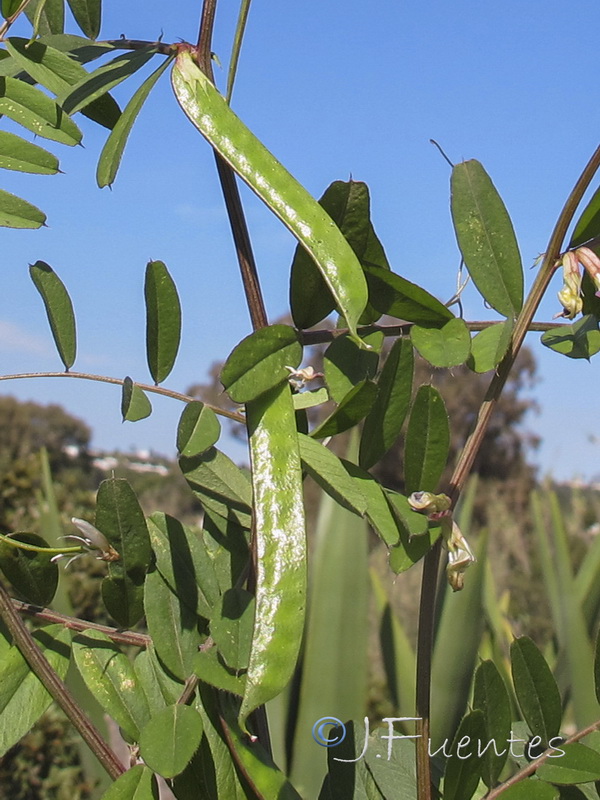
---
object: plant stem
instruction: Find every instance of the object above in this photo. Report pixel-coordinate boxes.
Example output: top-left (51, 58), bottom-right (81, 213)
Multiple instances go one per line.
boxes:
top-left (196, 0), bottom-right (268, 331)
top-left (486, 718), bottom-right (600, 798)
top-left (12, 599), bottom-right (151, 647)
top-left (0, 371), bottom-right (244, 423)
top-left (299, 319), bottom-right (564, 346)
top-left (0, 580), bottom-right (124, 779)
top-left (414, 141), bottom-right (600, 799)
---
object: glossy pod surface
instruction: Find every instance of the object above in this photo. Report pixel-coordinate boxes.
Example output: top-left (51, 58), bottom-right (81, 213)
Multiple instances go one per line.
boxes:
top-left (171, 49), bottom-right (368, 339)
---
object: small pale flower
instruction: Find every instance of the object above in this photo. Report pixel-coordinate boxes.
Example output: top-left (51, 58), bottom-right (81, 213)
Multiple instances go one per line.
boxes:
top-left (285, 365), bottom-right (324, 390)
top-left (575, 247), bottom-right (600, 297)
top-left (555, 251), bottom-right (583, 319)
top-left (51, 518), bottom-right (120, 567)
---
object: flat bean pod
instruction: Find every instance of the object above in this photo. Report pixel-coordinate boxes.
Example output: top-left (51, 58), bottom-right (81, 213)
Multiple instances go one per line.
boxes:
top-left (171, 49), bottom-right (368, 340)
top-left (239, 381), bottom-right (306, 729)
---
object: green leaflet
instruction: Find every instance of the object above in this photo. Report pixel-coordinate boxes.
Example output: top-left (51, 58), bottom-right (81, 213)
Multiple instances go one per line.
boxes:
top-left (0, 532), bottom-right (58, 606)
top-left (0, 76), bottom-right (82, 145)
top-left (0, 188), bottom-right (45, 228)
top-left (221, 324), bottom-right (302, 403)
top-left (59, 47), bottom-right (159, 116)
top-left (298, 433), bottom-right (367, 516)
top-left (180, 447), bottom-right (253, 529)
top-left (0, 625), bottom-right (71, 758)
top-left (24, 0), bottom-right (64, 37)
top-left (442, 710), bottom-right (486, 800)
top-left (404, 385), bottom-right (450, 494)
top-left (72, 629), bottom-right (150, 741)
top-left (30, 260), bottom-right (76, 370)
top-left (144, 260), bottom-right (181, 384)
top-left (310, 380), bottom-right (377, 439)
top-left (541, 315), bottom-right (600, 360)
top-left (239, 382), bottom-right (306, 729)
top-left (472, 660), bottom-right (511, 788)
top-left (536, 743), bottom-right (600, 784)
top-left (139, 705), bottom-right (204, 779)
top-left (290, 179), bottom-right (388, 329)
top-left (97, 764), bottom-right (159, 800)
top-left (0, 130), bottom-right (59, 174)
top-left (365, 264), bottom-right (454, 326)
top-left (410, 318), bottom-right (471, 368)
top-left (1, 0), bottom-right (21, 19)
top-left (171, 50), bottom-right (368, 340)
top-left (570, 183), bottom-right (600, 249)
top-left (359, 336), bottom-right (414, 470)
top-left (210, 588), bottom-right (255, 672)
top-left (451, 159), bottom-right (523, 318)
top-left (323, 331), bottom-right (382, 403)
top-left (97, 54), bottom-right (174, 187)
top-left (6, 37), bottom-right (120, 130)
top-left (221, 694), bottom-right (303, 799)
top-left (66, 0), bottom-right (101, 39)
top-left (510, 636), bottom-right (562, 745)
top-left (467, 320), bottom-right (513, 373)
top-left (95, 478), bottom-right (152, 627)
top-left (121, 377), bottom-right (152, 421)
top-left (177, 401), bottom-right (221, 456)
top-left (147, 512), bottom-right (220, 620)
top-left (144, 567), bottom-right (203, 681)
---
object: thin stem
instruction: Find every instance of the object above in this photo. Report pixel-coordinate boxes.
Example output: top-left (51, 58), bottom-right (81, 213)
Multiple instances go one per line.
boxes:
top-left (0, 0), bottom-right (33, 39)
top-left (449, 141), bottom-right (600, 502)
top-left (486, 719), bottom-right (600, 799)
top-left (0, 371), bottom-right (245, 423)
top-left (299, 319), bottom-right (564, 346)
top-left (0, 580), bottom-right (124, 779)
top-left (414, 141), bottom-right (600, 799)
top-left (196, 0), bottom-right (268, 331)
top-left (12, 599), bottom-right (151, 648)
top-left (103, 38), bottom-right (174, 55)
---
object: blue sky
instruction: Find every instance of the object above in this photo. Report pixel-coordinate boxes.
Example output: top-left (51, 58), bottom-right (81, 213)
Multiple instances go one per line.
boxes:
top-left (1, 0), bottom-right (599, 481)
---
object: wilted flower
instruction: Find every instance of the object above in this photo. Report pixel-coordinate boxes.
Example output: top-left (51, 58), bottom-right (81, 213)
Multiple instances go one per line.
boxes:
top-left (408, 491), bottom-right (475, 591)
top-left (51, 517), bottom-right (120, 567)
top-left (555, 251), bottom-right (583, 319)
top-left (575, 246), bottom-right (600, 296)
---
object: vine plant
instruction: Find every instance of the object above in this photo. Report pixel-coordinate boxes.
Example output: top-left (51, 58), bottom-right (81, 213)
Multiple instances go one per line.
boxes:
top-left (0, 1), bottom-right (600, 799)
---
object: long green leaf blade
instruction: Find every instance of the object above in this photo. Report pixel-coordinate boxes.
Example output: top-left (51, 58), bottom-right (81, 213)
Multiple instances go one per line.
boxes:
top-left (298, 433), bottom-right (367, 515)
top-left (0, 187), bottom-right (46, 228)
top-left (97, 54), bottom-right (173, 187)
top-left (172, 50), bottom-right (368, 340)
top-left (29, 260), bottom-right (76, 369)
top-left (144, 569), bottom-right (203, 680)
top-left (6, 37), bottom-right (120, 129)
top-left (139, 705), bottom-right (204, 779)
top-left (95, 477), bottom-right (152, 627)
top-left (0, 130), bottom-right (59, 173)
top-left (239, 382), bottom-right (306, 728)
top-left (59, 47), bottom-right (158, 115)
top-left (510, 636), bottom-right (562, 745)
top-left (404, 385), bottom-right (450, 494)
top-left (144, 259), bottom-right (181, 384)
top-left (365, 264), bottom-right (454, 326)
top-left (290, 480), bottom-right (369, 798)
top-left (66, 0), bottom-right (101, 39)
top-left (0, 76), bottom-right (82, 145)
top-left (451, 159), bottom-right (523, 317)
top-left (72, 629), bottom-right (150, 740)
top-left (359, 336), bottom-right (414, 469)
top-left (24, 0), bottom-right (64, 37)
top-left (99, 765), bottom-right (158, 800)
